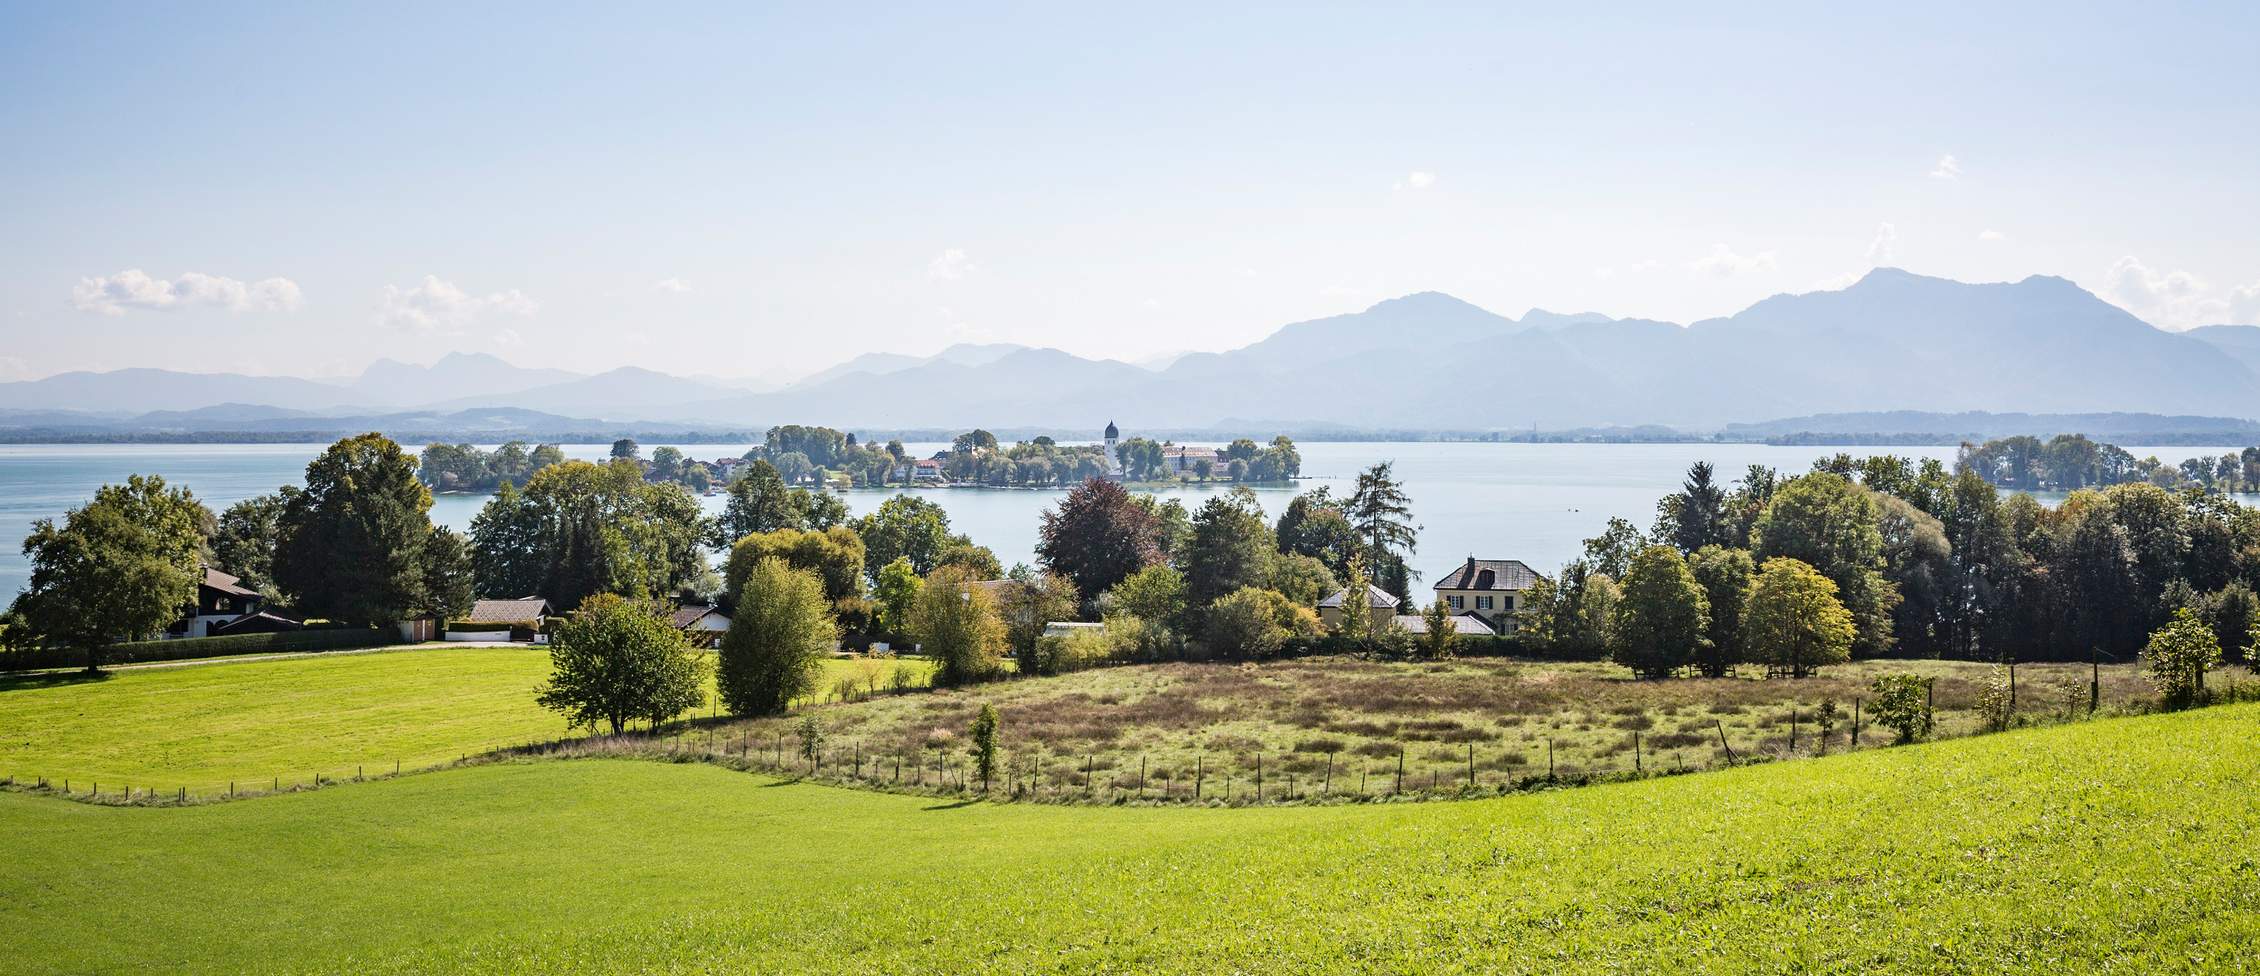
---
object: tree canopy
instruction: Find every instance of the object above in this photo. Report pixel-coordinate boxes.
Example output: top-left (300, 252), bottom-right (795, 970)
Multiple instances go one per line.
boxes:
top-left (274, 433), bottom-right (436, 625)
top-left (536, 594), bottom-right (708, 734)
top-left (1036, 479), bottom-right (1164, 601)
top-left (12, 474), bottom-right (210, 670)
top-left (716, 557), bottom-right (838, 715)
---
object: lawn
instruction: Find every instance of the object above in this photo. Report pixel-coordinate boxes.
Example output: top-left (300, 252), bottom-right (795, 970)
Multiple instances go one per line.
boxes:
top-left (0, 646), bottom-right (933, 794)
top-left (1, 703), bottom-right (2254, 974)
top-left (707, 655), bottom-right (2223, 797)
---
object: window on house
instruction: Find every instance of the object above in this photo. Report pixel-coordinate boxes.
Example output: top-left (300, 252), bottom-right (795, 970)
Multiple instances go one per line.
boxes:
top-left (1502, 595), bottom-right (1514, 610)
top-left (1448, 595), bottom-right (1463, 609)
top-left (1476, 596), bottom-right (1493, 610)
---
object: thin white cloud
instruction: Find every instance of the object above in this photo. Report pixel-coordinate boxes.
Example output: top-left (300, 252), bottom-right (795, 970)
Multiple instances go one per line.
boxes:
top-left (2097, 255), bottom-right (2250, 329)
top-left (1399, 170), bottom-right (1438, 191)
top-left (1866, 223), bottom-right (1899, 265)
top-left (926, 248), bottom-right (973, 281)
top-left (375, 275), bottom-right (537, 334)
top-left (492, 328), bottom-right (524, 347)
top-left (72, 269), bottom-right (301, 315)
top-left (1687, 244), bottom-right (1780, 278)
top-left (0, 355), bottom-right (31, 381)
top-left (1929, 154), bottom-right (1962, 180)
top-left (1977, 229), bottom-right (2006, 242)
top-left (653, 277), bottom-right (692, 294)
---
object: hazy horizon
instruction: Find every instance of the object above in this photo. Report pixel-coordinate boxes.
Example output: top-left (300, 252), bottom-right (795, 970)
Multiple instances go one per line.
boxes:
top-left (5, 3), bottom-right (2258, 384)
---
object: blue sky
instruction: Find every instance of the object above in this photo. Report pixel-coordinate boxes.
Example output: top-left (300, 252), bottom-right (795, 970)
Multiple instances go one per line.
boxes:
top-left (3, 2), bottom-right (2256, 381)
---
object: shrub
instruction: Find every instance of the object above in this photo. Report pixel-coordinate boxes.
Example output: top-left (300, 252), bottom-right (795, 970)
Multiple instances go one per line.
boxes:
top-left (796, 715), bottom-right (826, 762)
top-left (1868, 673), bottom-right (1934, 744)
top-left (2144, 606), bottom-right (2222, 709)
top-left (1029, 627), bottom-right (1117, 675)
top-left (970, 704), bottom-right (999, 791)
top-left (1202, 587), bottom-right (1314, 659)
top-left (1976, 666), bottom-right (2013, 732)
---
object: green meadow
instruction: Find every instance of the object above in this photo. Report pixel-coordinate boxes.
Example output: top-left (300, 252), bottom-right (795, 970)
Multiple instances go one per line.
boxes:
top-left (2, 703), bottom-right (2255, 974)
top-left (0, 647), bottom-right (931, 794)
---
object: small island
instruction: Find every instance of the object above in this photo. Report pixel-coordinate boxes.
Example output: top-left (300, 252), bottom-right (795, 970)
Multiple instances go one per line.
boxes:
top-left (413, 422), bottom-right (1302, 495)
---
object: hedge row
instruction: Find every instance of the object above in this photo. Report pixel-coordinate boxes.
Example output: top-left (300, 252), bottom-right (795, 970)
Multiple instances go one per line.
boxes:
top-left (1, 627), bottom-right (404, 672)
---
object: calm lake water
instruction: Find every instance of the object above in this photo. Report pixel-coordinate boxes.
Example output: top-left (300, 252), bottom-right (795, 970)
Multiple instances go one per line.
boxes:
top-left (3, 441), bottom-right (2249, 599)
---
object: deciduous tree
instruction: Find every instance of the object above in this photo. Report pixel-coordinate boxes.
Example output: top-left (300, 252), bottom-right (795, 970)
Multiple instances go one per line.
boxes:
top-left (717, 558), bottom-right (838, 715)
top-left (1036, 479), bottom-right (1163, 601)
top-left (1743, 557), bottom-right (1854, 678)
top-left (13, 475), bottom-right (210, 670)
top-left (1608, 545), bottom-right (1710, 678)
top-left (910, 566), bottom-right (1007, 685)
top-left (536, 594), bottom-right (707, 734)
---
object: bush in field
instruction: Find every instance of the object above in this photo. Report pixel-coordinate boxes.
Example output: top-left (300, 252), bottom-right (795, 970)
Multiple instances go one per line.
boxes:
top-left (796, 715), bottom-right (826, 762)
top-left (718, 557), bottom-right (838, 715)
top-left (1101, 612), bottom-right (1183, 662)
top-left (1868, 673), bottom-right (1934, 744)
top-left (1029, 626), bottom-right (1117, 675)
top-left (1204, 586), bottom-right (1317, 659)
top-left (970, 703), bottom-right (999, 792)
top-left (2144, 606), bottom-right (2222, 709)
top-left (910, 565), bottom-right (1007, 686)
top-left (1977, 666), bottom-right (2014, 732)
top-left (537, 594), bottom-right (708, 734)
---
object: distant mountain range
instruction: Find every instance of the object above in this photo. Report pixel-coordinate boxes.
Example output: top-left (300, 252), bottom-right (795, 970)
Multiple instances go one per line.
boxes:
top-left (6, 269), bottom-right (2260, 439)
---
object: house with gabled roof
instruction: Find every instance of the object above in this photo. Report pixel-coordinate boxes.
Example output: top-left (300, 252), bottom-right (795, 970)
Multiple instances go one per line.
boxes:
top-left (1432, 557), bottom-right (1542, 634)
top-left (1317, 582), bottom-right (1401, 631)
top-left (168, 567), bottom-right (302, 639)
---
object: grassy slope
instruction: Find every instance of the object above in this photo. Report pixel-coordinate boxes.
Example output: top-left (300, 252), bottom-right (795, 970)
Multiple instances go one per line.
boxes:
top-left (0, 648), bottom-right (931, 793)
top-left (3, 704), bottom-right (2255, 974)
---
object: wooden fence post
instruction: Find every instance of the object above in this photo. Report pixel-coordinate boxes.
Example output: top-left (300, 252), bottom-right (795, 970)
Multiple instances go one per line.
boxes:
top-left (1395, 748), bottom-right (1405, 793)
top-left (1714, 720), bottom-right (1736, 763)
top-left (1633, 731), bottom-right (1642, 775)
top-left (1852, 697), bottom-right (1862, 748)
top-left (1466, 743), bottom-right (1475, 789)
top-left (1546, 738), bottom-right (1555, 779)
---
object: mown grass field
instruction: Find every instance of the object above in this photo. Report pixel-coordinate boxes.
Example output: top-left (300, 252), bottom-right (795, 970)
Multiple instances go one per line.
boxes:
top-left (718, 655), bottom-right (2216, 796)
top-left (0, 647), bottom-right (932, 794)
top-left (2, 703), bottom-right (2255, 974)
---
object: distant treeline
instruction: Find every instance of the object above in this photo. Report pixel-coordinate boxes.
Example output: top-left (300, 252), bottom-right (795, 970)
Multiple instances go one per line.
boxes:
top-left (1956, 435), bottom-right (2260, 493)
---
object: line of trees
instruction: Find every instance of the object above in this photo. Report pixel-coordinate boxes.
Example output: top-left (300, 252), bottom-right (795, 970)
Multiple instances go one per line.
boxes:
top-left (1523, 455), bottom-right (2260, 679)
top-left (1957, 434), bottom-right (2260, 494)
top-left (8, 433), bottom-right (475, 670)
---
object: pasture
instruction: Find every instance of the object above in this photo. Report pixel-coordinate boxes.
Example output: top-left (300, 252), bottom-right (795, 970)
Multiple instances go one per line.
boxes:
top-left (712, 655), bottom-right (2201, 797)
top-left (1, 703), bottom-right (2254, 973)
top-left (0, 646), bottom-right (933, 795)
